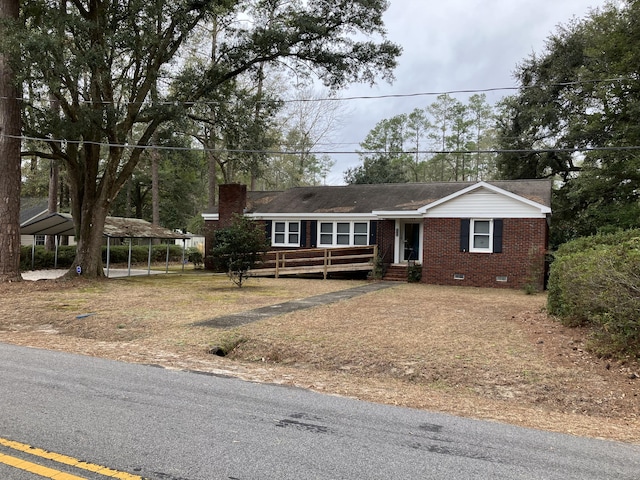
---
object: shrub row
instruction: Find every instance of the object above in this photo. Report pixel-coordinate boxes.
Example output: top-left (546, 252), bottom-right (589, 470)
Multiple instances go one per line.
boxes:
top-left (547, 229), bottom-right (640, 358)
top-left (20, 244), bottom-right (187, 271)
top-left (20, 245), bottom-right (76, 271)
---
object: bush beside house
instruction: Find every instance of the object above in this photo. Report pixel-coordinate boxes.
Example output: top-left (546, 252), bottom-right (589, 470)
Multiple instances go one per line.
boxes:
top-left (547, 229), bottom-right (640, 358)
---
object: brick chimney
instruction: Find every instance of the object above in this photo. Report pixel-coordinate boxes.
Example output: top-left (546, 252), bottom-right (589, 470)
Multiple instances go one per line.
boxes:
top-left (204, 184), bottom-right (248, 270)
top-left (218, 183), bottom-right (247, 228)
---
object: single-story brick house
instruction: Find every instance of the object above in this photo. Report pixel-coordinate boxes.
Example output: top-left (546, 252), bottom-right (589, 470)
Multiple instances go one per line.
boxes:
top-left (203, 180), bottom-right (552, 289)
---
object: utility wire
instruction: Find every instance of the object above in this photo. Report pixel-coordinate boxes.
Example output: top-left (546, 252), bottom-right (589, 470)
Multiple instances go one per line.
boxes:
top-left (9, 134), bottom-right (640, 156)
top-left (1, 77), bottom-right (631, 107)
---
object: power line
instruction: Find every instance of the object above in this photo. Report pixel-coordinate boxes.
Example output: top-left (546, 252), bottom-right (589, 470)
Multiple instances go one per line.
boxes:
top-left (10, 134), bottom-right (640, 156)
top-left (2, 77), bottom-right (631, 107)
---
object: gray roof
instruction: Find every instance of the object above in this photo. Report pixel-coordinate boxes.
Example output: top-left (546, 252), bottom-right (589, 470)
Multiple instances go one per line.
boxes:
top-left (20, 197), bottom-right (49, 224)
top-left (20, 212), bottom-right (189, 239)
top-left (246, 180), bottom-right (552, 215)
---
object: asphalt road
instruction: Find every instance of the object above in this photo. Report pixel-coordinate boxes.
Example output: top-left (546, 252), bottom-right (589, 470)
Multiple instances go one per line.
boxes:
top-left (0, 343), bottom-right (638, 480)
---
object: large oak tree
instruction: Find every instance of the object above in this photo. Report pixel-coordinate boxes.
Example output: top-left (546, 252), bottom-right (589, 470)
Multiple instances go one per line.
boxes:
top-left (13, 0), bottom-right (400, 278)
top-left (495, 1), bottom-right (640, 244)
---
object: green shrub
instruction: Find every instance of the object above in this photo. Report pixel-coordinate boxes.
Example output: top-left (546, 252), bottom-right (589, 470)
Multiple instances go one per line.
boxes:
top-left (187, 247), bottom-right (204, 268)
top-left (210, 215), bottom-right (270, 287)
top-left (547, 233), bottom-right (640, 358)
top-left (368, 254), bottom-right (385, 280)
top-left (102, 244), bottom-right (185, 264)
top-left (555, 228), bottom-right (640, 256)
top-left (20, 245), bottom-right (75, 270)
top-left (407, 263), bottom-right (422, 283)
top-left (20, 243), bottom-right (186, 271)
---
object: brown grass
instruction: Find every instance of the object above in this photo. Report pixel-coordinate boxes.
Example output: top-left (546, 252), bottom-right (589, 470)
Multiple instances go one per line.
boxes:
top-left (1, 272), bottom-right (638, 444)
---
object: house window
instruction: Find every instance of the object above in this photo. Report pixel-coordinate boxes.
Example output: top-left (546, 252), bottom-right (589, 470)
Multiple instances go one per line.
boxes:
top-left (470, 219), bottom-right (493, 253)
top-left (35, 235), bottom-right (45, 246)
top-left (272, 221), bottom-right (300, 247)
top-left (353, 222), bottom-right (368, 245)
top-left (318, 221), bottom-right (369, 247)
top-left (337, 222), bottom-right (350, 245)
top-left (320, 222), bottom-right (333, 245)
top-left (460, 218), bottom-right (503, 254)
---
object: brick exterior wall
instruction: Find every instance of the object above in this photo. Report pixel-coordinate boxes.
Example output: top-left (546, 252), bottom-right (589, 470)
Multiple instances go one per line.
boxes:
top-left (376, 220), bottom-right (396, 265)
top-left (421, 217), bottom-right (548, 289)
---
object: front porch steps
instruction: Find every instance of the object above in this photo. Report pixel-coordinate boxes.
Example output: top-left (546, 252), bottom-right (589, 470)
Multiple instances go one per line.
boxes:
top-left (382, 265), bottom-right (408, 282)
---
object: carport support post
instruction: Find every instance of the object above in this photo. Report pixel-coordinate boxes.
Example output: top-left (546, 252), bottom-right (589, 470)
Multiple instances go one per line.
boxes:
top-left (127, 239), bottom-right (132, 277)
top-left (147, 238), bottom-right (152, 276)
top-left (181, 238), bottom-right (186, 273)
top-left (54, 235), bottom-right (59, 269)
top-left (31, 238), bottom-right (35, 270)
top-left (165, 243), bottom-right (170, 274)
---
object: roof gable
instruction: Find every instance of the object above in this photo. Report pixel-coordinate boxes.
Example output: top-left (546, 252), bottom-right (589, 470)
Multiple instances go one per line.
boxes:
top-left (418, 182), bottom-right (551, 218)
top-left (19, 197), bottom-right (49, 224)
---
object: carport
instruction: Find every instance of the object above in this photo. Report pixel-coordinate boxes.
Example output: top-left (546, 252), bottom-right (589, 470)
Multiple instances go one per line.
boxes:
top-left (20, 212), bottom-right (190, 276)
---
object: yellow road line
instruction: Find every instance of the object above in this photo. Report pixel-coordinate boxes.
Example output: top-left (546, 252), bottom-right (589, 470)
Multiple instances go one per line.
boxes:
top-left (0, 437), bottom-right (143, 480)
top-left (0, 451), bottom-right (86, 479)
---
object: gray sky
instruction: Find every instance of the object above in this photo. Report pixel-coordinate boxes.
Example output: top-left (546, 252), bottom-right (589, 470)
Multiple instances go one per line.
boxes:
top-left (323, 0), bottom-right (610, 185)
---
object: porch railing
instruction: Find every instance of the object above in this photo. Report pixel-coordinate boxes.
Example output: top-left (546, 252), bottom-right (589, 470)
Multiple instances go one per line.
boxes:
top-left (253, 245), bottom-right (378, 279)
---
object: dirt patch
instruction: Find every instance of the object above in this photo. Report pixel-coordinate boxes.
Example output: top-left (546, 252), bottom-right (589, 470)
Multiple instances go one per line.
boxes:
top-left (1, 273), bottom-right (638, 444)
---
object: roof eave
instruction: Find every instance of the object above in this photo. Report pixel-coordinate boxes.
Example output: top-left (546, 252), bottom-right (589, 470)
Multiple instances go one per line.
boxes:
top-left (371, 210), bottom-right (423, 218)
top-left (247, 212), bottom-right (378, 220)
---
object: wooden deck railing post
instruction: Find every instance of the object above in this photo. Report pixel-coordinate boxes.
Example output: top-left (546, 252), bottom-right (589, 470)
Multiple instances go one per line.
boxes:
top-left (323, 249), bottom-right (329, 279)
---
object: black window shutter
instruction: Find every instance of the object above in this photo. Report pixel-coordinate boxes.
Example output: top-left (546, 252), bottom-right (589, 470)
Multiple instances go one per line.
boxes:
top-left (460, 219), bottom-right (470, 252)
top-left (493, 219), bottom-right (503, 253)
top-left (310, 221), bottom-right (317, 248)
top-left (300, 220), bottom-right (307, 247)
top-left (369, 220), bottom-right (378, 246)
top-left (265, 220), bottom-right (272, 245)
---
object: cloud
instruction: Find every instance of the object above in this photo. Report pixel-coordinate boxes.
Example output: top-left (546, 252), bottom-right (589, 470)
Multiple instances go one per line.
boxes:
top-left (323, 0), bottom-right (608, 184)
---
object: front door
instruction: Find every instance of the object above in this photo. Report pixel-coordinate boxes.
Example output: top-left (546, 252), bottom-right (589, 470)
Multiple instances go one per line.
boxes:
top-left (401, 222), bottom-right (421, 263)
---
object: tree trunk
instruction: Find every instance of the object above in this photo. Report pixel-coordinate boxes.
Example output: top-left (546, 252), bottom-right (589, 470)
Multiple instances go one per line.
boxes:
top-left (208, 149), bottom-right (217, 209)
top-left (46, 91), bottom-right (60, 250)
top-left (69, 202), bottom-right (108, 278)
top-left (46, 159), bottom-right (59, 250)
top-left (151, 151), bottom-right (160, 225)
top-left (64, 146), bottom-right (111, 279)
top-left (0, 0), bottom-right (22, 282)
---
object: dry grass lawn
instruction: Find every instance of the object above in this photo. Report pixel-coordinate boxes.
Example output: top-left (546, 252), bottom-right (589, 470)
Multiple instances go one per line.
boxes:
top-left (0, 271), bottom-right (638, 444)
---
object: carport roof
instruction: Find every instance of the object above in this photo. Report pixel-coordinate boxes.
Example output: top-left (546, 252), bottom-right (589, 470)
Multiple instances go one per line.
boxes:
top-left (20, 212), bottom-right (189, 239)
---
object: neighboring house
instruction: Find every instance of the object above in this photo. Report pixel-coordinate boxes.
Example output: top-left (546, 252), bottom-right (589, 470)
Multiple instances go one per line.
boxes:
top-left (203, 180), bottom-right (552, 289)
top-left (19, 198), bottom-right (50, 246)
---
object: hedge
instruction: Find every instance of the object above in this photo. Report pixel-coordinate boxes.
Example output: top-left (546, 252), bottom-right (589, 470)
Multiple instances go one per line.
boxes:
top-left (20, 244), bottom-right (186, 271)
top-left (547, 229), bottom-right (640, 358)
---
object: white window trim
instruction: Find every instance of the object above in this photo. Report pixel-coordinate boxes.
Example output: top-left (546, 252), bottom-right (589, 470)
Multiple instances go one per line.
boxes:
top-left (318, 221), bottom-right (369, 247)
top-left (469, 219), bottom-right (493, 253)
top-left (272, 221), bottom-right (301, 247)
